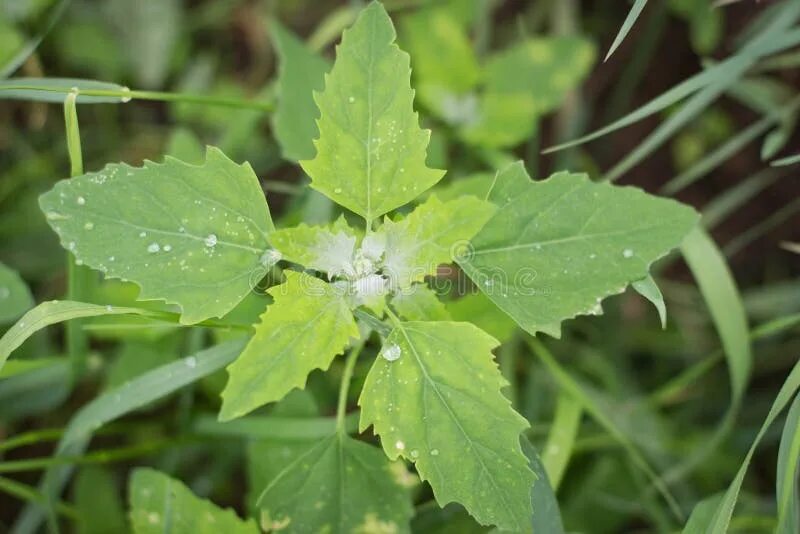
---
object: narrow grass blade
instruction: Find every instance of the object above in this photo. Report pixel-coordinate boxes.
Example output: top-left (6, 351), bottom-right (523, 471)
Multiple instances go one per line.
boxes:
top-left (0, 0), bottom-right (71, 79)
top-left (681, 227), bottom-right (751, 400)
top-left (604, 0), bottom-right (648, 61)
top-left (702, 168), bottom-right (783, 229)
top-left (542, 392), bottom-right (582, 490)
top-left (11, 340), bottom-right (244, 534)
top-left (0, 301), bottom-right (158, 373)
top-left (776, 394), bottom-right (800, 534)
top-left (724, 197), bottom-right (800, 257)
top-left (661, 115), bottom-right (774, 195)
top-left (0, 78), bottom-right (130, 104)
top-left (772, 153), bottom-right (800, 166)
top-left (605, 63), bottom-right (748, 182)
top-left (682, 358), bottom-right (800, 534)
top-left (528, 337), bottom-right (683, 520)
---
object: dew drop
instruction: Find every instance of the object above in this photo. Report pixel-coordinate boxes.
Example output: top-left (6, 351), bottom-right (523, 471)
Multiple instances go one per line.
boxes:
top-left (622, 248), bottom-right (634, 258)
top-left (410, 449), bottom-right (419, 458)
top-left (163, 244), bottom-right (172, 252)
top-left (395, 440), bottom-right (405, 450)
top-left (186, 356), bottom-right (197, 368)
top-left (147, 243), bottom-right (160, 253)
top-left (348, 96), bottom-right (355, 103)
top-left (431, 449), bottom-right (440, 456)
top-left (106, 305), bottom-right (113, 312)
top-left (381, 344), bottom-right (401, 362)
top-left (84, 222), bottom-right (94, 230)
top-left (204, 234), bottom-right (218, 247)
top-left (334, 187), bottom-right (343, 193)
top-left (139, 232), bottom-right (147, 238)
top-left (76, 196), bottom-right (86, 205)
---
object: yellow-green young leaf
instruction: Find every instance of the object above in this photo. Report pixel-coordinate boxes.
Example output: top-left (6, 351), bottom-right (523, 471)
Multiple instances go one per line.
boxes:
top-left (39, 147), bottom-right (275, 325)
top-left (390, 284), bottom-right (450, 321)
top-left (129, 468), bottom-right (258, 534)
top-left (219, 272), bottom-right (359, 421)
top-left (382, 195), bottom-right (496, 289)
top-left (271, 20), bottom-right (330, 161)
top-left (269, 220), bottom-right (360, 278)
top-left (257, 434), bottom-right (413, 533)
top-left (301, 2), bottom-right (445, 221)
top-left (458, 162), bottom-right (699, 337)
top-left (359, 321), bottom-right (534, 531)
top-left (0, 262), bottom-right (34, 323)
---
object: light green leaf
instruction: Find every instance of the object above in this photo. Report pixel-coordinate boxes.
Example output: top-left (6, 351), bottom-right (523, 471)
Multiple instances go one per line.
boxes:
top-left (257, 434), bottom-right (413, 533)
top-left (632, 275), bottom-right (667, 328)
top-left (129, 468), bottom-right (258, 534)
top-left (457, 163), bottom-right (698, 337)
top-left (0, 300), bottom-right (155, 373)
top-left (220, 272), bottom-right (359, 421)
top-left (383, 195), bottom-right (496, 289)
top-left (428, 172), bottom-right (495, 202)
top-left (271, 20), bottom-right (330, 161)
top-left (390, 284), bottom-right (450, 321)
top-left (269, 221), bottom-right (359, 278)
top-left (483, 37), bottom-right (595, 116)
top-left (400, 7), bottom-right (480, 93)
top-left (0, 262), bottom-right (34, 323)
top-left (359, 320), bottom-right (534, 531)
top-left (301, 1), bottom-right (445, 221)
top-left (461, 37), bottom-right (595, 148)
top-left (39, 147), bottom-right (275, 325)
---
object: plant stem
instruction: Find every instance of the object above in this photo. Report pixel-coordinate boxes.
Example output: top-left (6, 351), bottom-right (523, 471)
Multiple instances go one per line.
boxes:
top-left (1, 84), bottom-right (275, 111)
top-left (336, 341), bottom-right (366, 435)
top-left (63, 90), bottom-right (90, 381)
top-left (0, 477), bottom-right (79, 521)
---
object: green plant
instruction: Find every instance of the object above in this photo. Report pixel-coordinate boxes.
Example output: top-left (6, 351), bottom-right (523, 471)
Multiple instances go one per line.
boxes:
top-left (0, 2), bottom-right (703, 531)
top-left (2, 1), bottom-right (799, 533)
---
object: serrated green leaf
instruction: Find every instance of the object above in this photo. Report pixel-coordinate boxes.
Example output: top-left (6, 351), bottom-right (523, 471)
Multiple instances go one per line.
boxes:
top-left (220, 272), bottom-right (359, 421)
top-left (0, 262), bottom-right (34, 323)
top-left (383, 195), bottom-right (496, 289)
top-left (390, 284), bottom-right (450, 321)
top-left (457, 163), bottom-right (699, 337)
top-left (129, 468), bottom-right (258, 534)
top-left (271, 21), bottom-right (330, 161)
top-left (39, 147), bottom-right (274, 325)
top-left (257, 433), bottom-right (413, 533)
top-left (301, 1), bottom-right (445, 221)
top-left (359, 320), bottom-right (534, 531)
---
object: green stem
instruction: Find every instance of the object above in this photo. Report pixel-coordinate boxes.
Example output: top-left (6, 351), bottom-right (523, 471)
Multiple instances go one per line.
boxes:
top-left (1, 85), bottom-right (275, 111)
top-left (0, 439), bottom-right (182, 474)
top-left (0, 477), bottom-right (79, 521)
top-left (336, 341), bottom-right (365, 435)
top-left (64, 90), bottom-right (90, 381)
